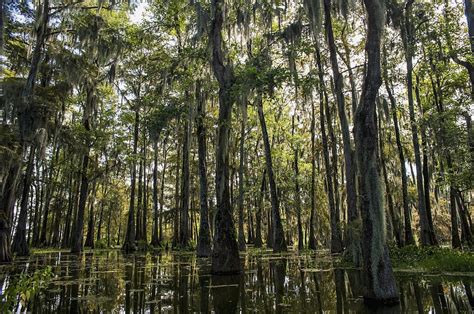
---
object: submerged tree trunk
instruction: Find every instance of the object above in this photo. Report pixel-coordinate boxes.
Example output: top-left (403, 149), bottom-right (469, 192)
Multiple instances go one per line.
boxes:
top-left (122, 108), bottom-right (139, 253)
top-left (96, 183), bottom-right (106, 243)
top-left (209, 0), bottom-right (240, 274)
top-left (179, 103), bottom-right (191, 248)
top-left (237, 101), bottom-right (247, 251)
top-left (150, 139), bottom-right (161, 247)
top-left (84, 180), bottom-right (97, 248)
top-left (256, 93), bottom-right (287, 253)
top-left (12, 145), bottom-right (36, 256)
top-left (172, 133), bottom-right (180, 248)
top-left (450, 186), bottom-right (462, 249)
top-left (159, 140), bottom-right (167, 243)
top-left (292, 115), bottom-right (304, 251)
top-left (355, 0), bottom-right (399, 304)
top-left (308, 97), bottom-right (317, 250)
top-left (195, 82), bottom-right (211, 257)
top-left (0, 159), bottom-right (20, 262)
top-left (254, 170), bottom-right (266, 248)
top-left (136, 148), bottom-right (143, 242)
top-left (324, 0), bottom-right (358, 256)
top-left (70, 85), bottom-right (96, 254)
top-left (294, 144), bottom-right (304, 251)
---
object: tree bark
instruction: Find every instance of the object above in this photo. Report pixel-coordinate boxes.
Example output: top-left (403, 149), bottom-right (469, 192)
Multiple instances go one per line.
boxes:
top-left (355, 0), bottom-right (399, 304)
top-left (122, 108), bottom-right (139, 252)
top-left (142, 137), bottom-right (148, 243)
top-left (324, 0), bottom-right (357, 255)
top-left (179, 103), bottom-right (191, 248)
top-left (402, 0), bottom-right (436, 246)
top-left (84, 181), bottom-right (97, 248)
top-left (70, 84), bottom-right (97, 254)
top-left (0, 157), bottom-right (20, 262)
top-left (136, 147), bottom-right (143, 242)
top-left (465, 0), bottom-right (474, 55)
top-left (196, 81), bottom-right (211, 257)
top-left (450, 186), bottom-right (461, 249)
top-left (237, 101), bottom-right (247, 251)
top-left (172, 134), bottom-right (180, 248)
top-left (382, 50), bottom-right (414, 245)
top-left (254, 170), bottom-right (266, 248)
top-left (209, 0), bottom-right (240, 274)
top-left (379, 116), bottom-right (402, 247)
top-left (12, 145), bottom-right (36, 256)
top-left (308, 97), bottom-right (317, 250)
top-left (256, 93), bottom-right (287, 253)
top-left (159, 140), bottom-right (167, 243)
top-left (150, 139), bottom-right (161, 247)
top-left (315, 45), bottom-right (344, 254)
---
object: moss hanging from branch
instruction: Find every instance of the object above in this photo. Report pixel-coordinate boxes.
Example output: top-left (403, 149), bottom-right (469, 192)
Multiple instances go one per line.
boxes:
top-left (304, 0), bottom-right (322, 36)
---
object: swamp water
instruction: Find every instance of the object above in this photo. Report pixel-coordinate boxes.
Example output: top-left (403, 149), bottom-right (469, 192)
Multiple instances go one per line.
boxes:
top-left (0, 250), bottom-right (473, 313)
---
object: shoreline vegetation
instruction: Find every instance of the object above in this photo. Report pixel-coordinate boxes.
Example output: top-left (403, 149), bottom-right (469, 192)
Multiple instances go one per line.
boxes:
top-left (23, 244), bottom-right (474, 274)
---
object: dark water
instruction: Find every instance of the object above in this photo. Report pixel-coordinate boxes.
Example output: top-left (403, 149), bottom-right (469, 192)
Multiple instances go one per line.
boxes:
top-left (1, 249), bottom-right (473, 313)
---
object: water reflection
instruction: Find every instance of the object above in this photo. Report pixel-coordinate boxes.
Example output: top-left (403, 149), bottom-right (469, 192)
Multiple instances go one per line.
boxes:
top-left (0, 250), bottom-right (473, 313)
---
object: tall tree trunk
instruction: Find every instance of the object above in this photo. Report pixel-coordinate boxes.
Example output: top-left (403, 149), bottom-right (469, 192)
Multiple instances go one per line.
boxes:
top-left (136, 148), bottom-right (143, 242)
top-left (172, 135), bottom-right (180, 248)
top-left (96, 180), bottom-right (107, 243)
top-left (403, 0), bottom-right (436, 246)
top-left (0, 158), bottom-right (20, 262)
top-left (179, 104), bottom-right (191, 248)
top-left (315, 46), bottom-right (344, 254)
top-left (62, 164), bottom-right (78, 248)
top-left (254, 170), bottom-right (266, 248)
top-left (84, 181), bottom-right (97, 248)
top-left (151, 140), bottom-right (161, 247)
top-left (326, 99), bottom-right (342, 252)
top-left (455, 190), bottom-right (474, 248)
top-left (12, 145), bottom-right (36, 256)
top-left (256, 94), bottom-right (287, 253)
top-left (196, 81), bottom-right (211, 257)
top-left (143, 138), bottom-right (148, 243)
top-left (323, 0), bottom-right (357, 256)
top-left (32, 159), bottom-right (43, 246)
top-left (50, 185), bottom-right (63, 246)
top-left (415, 75), bottom-right (437, 245)
top-left (237, 101), bottom-right (247, 251)
top-left (292, 115), bottom-right (304, 251)
top-left (39, 144), bottom-right (59, 246)
top-left (450, 186), bottom-right (461, 249)
top-left (465, 0), bottom-right (474, 54)
top-left (70, 145), bottom-right (90, 254)
top-left (379, 116), bottom-right (402, 247)
top-left (383, 49), bottom-right (414, 245)
top-left (4, 0), bottom-right (46, 256)
top-left (308, 97), bottom-right (317, 250)
top-left (355, 0), bottom-right (399, 304)
top-left (209, 0), bottom-right (241, 274)
top-left (70, 85), bottom-right (97, 254)
top-left (159, 140), bottom-right (167, 242)
top-left (122, 108), bottom-right (139, 253)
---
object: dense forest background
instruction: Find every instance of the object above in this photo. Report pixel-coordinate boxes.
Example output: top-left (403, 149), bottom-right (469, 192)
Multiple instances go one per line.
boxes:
top-left (0, 0), bottom-right (473, 304)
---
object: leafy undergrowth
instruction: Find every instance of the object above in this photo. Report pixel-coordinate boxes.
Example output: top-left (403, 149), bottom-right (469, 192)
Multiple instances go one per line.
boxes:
top-left (389, 245), bottom-right (474, 273)
top-left (0, 266), bottom-right (54, 312)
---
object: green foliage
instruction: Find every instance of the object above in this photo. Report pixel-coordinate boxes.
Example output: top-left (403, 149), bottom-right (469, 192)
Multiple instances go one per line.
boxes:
top-left (95, 239), bottom-right (110, 250)
top-left (0, 267), bottom-right (54, 312)
top-left (389, 245), bottom-right (474, 273)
